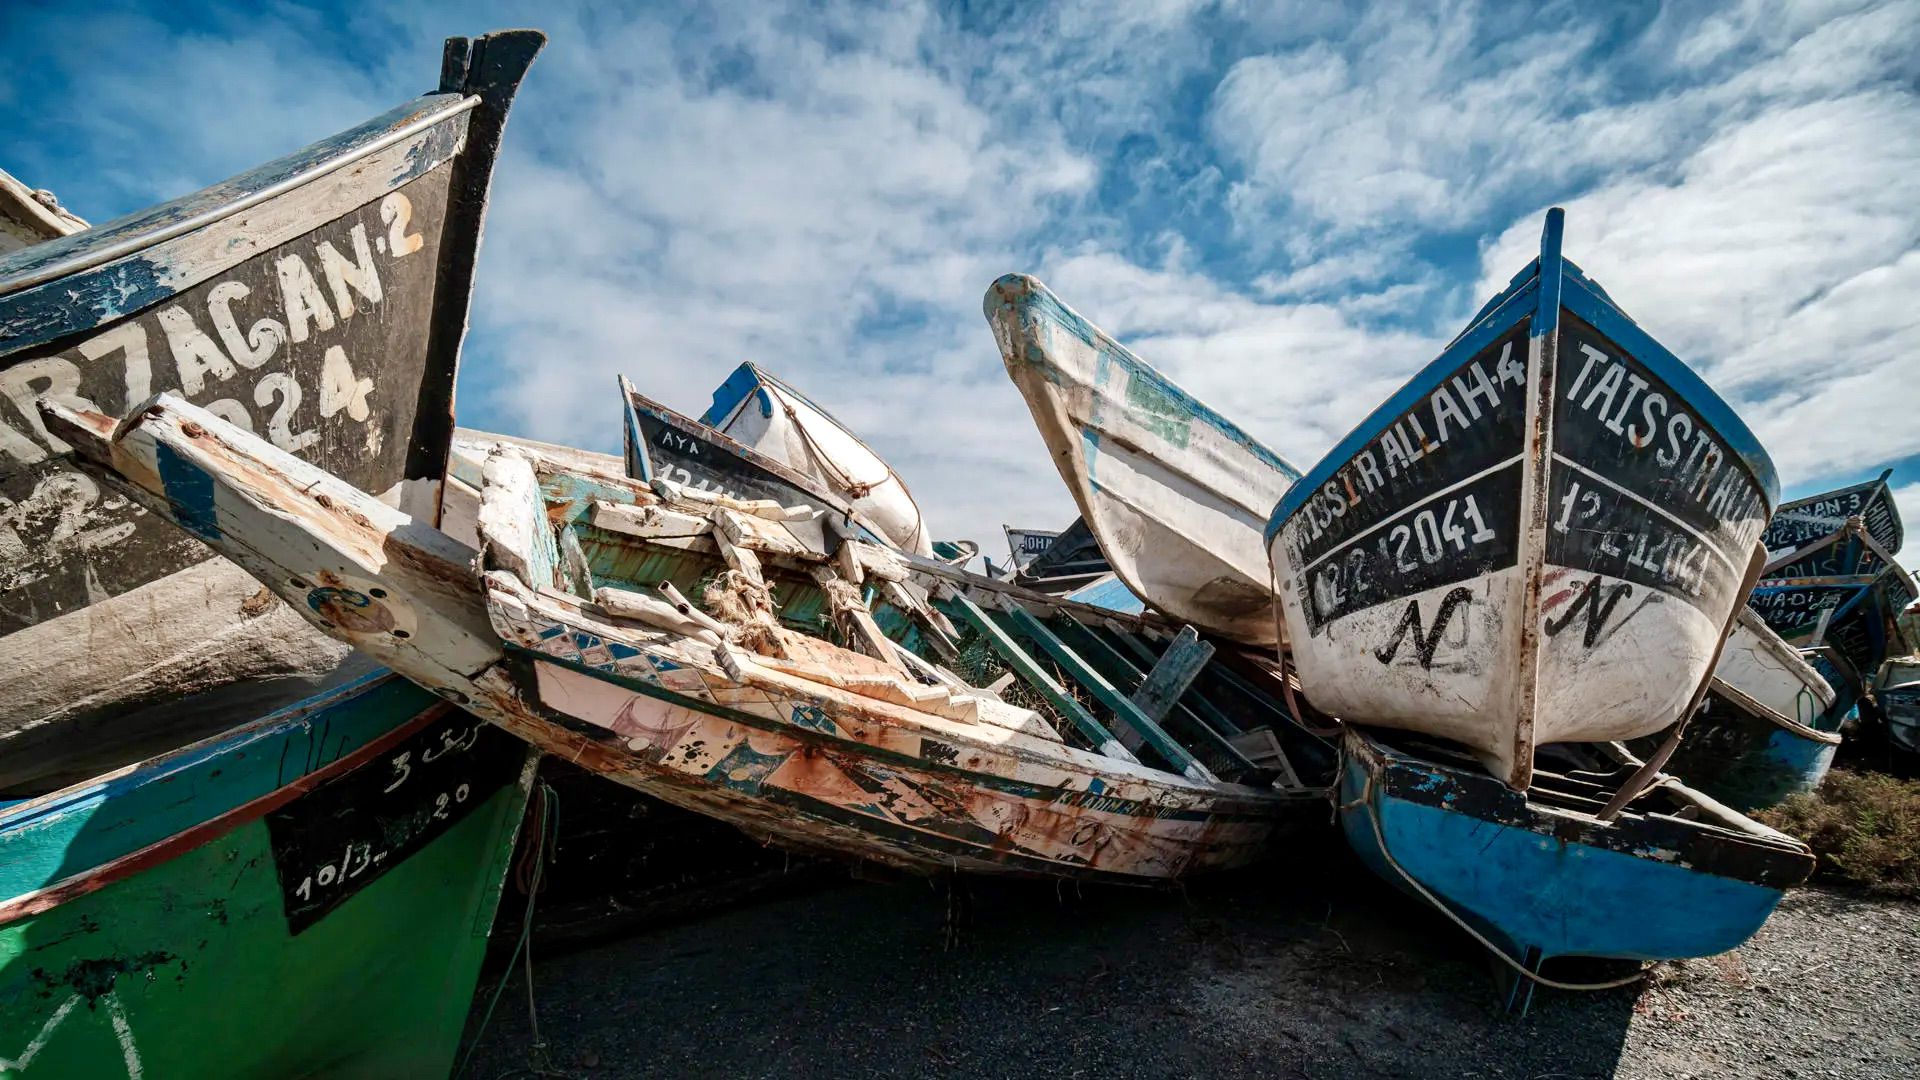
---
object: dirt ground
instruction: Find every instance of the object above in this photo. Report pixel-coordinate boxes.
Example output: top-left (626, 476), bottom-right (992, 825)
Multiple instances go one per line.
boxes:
top-left (459, 830), bottom-right (1920, 1080)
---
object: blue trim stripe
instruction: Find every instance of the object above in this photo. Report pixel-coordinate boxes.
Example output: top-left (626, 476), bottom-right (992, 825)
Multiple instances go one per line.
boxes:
top-left (1533, 209), bottom-right (1565, 338)
top-left (699, 361), bottom-right (763, 427)
top-left (155, 440), bottom-right (221, 542)
top-left (620, 375), bottom-right (653, 482)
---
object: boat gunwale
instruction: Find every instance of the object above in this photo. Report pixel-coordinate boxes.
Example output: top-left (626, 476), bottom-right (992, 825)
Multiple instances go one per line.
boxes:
top-left (0, 695), bottom-right (459, 926)
top-left (498, 631), bottom-right (1287, 817)
top-left (0, 94), bottom-right (479, 297)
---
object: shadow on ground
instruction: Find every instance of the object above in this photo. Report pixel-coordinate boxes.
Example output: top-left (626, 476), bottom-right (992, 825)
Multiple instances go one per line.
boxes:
top-left (459, 826), bottom-right (1644, 1079)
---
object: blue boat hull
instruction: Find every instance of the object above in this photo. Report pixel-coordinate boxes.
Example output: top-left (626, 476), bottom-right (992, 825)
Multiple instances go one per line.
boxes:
top-left (1644, 698), bottom-right (1844, 812)
top-left (1337, 728), bottom-right (1812, 976)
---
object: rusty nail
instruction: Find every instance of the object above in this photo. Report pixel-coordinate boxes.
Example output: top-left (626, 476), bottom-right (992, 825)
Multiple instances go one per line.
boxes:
top-left (180, 421), bottom-right (205, 438)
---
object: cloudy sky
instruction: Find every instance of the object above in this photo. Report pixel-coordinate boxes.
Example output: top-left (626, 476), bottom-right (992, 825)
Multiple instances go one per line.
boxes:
top-left (6, 0), bottom-right (1917, 553)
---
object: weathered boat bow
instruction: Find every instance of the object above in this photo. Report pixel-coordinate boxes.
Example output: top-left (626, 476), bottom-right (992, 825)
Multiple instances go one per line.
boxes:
top-left (55, 394), bottom-right (1308, 881)
top-left (46, 398), bottom-right (505, 702)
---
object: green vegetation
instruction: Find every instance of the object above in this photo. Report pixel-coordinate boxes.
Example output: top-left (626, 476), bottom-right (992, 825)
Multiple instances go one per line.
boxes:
top-left (1758, 770), bottom-right (1920, 899)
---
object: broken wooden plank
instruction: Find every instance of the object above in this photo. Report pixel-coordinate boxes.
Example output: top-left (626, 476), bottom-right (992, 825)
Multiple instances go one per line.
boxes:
top-left (1046, 614), bottom-right (1260, 781)
top-left (478, 449), bottom-right (559, 590)
top-left (1108, 624), bottom-right (1245, 736)
top-left (1132, 626), bottom-right (1213, 724)
top-left (934, 589), bottom-right (1137, 763)
top-left (997, 606), bottom-right (1214, 783)
top-left (808, 564), bottom-right (896, 663)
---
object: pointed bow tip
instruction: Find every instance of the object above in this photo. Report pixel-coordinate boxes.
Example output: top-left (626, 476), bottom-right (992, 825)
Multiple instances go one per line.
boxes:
top-left (983, 273), bottom-right (1041, 320)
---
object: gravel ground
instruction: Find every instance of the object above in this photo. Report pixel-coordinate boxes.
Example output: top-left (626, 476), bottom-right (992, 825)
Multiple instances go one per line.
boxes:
top-left (459, 831), bottom-right (1919, 1079)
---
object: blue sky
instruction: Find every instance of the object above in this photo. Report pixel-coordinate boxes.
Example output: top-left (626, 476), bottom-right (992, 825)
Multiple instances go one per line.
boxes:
top-left (6, 0), bottom-right (1917, 549)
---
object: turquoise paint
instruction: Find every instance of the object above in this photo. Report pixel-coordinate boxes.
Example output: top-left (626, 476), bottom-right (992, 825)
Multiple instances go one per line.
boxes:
top-left (1338, 752), bottom-right (1789, 964)
top-left (0, 672), bottom-right (433, 900)
top-left (154, 441), bottom-right (220, 542)
top-left (1063, 575), bottom-right (1146, 615)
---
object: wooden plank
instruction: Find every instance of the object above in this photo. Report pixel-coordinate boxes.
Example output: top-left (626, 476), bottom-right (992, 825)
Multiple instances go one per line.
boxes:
top-left (1039, 615), bottom-right (1148, 753)
top-left (1131, 625), bottom-right (1213, 723)
top-left (998, 606), bottom-right (1215, 783)
top-left (934, 591), bottom-right (1137, 764)
top-left (1097, 623), bottom-right (1244, 736)
top-left (1055, 617), bottom-right (1261, 781)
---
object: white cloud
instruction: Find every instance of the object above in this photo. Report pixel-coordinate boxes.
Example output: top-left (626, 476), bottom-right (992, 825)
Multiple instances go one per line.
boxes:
top-left (10, 0), bottom-right (1916, 553)
top-left (1476, 90), bottom-right (1920, 488)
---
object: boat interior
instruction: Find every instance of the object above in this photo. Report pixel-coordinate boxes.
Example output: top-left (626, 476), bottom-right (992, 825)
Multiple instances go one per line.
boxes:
top-left (471, 436), bottom-right (1337, 795)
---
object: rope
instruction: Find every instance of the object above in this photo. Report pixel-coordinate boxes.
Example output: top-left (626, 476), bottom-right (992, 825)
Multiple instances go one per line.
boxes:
top-left (781, 398), bottom-right (885, 499)
top-left (1345, 764), bottom-right (1653, 994)
top-left (457, 783), bottom-right (580, 1079)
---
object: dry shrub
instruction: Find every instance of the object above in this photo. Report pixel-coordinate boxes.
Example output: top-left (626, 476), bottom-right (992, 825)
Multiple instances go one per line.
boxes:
top-left (1757, 769), bottom-right (1920, 898)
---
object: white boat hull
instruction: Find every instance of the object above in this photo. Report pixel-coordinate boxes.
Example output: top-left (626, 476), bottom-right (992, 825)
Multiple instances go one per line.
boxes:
top-left (986, 275), bottom-right (1302, 645)
top-left (705, 364), bottom-right (933, 556)
top-left (1267, 212), bottom-right (1777, 789)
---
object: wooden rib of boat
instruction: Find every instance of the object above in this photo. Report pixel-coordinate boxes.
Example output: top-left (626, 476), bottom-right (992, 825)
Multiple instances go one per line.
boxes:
top-left (0, 31), bottom-right (540, 793)
top-left (986, 275), bottom-right (1303, 646)
top-left (0, 31), bottom-right (544, 1078)
top-left (1340, 725), bottom-right (1812, 1013)
top-left (1267, 209), bottom-right (1778, 790)
top-left (55, 393), bottom-right (1335, 882)
top-left (696, 361), bottom-right (934, 555)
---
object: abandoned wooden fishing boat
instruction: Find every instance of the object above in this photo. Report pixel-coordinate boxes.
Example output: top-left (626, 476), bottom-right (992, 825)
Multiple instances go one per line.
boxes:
top-left (1639, 609), bottom-right (1842, 810)
top-left (696, 361), bottom-right (933, 555)
top-left (1268, 209), bottom-right (1778, 790)
top-left (1761, 469), bottom-right (1901, 577)
top-left (1877, 655), bottom-right (1920, 756)
top-left (0, 30), bottom-right (539, 791)
top-left (1750, 559), bottom-right (1917, 708)
top-left (1339, 724), bottom-right (1813, 1012)
top-left (621, 374), bottom-right (894, 548)
top-left (0, 30), bottom-right (545, 1077)
top-left (0, 677), bottom-right (537, 1078)
top-left (54, 394), bottom-right (1332, 881)
top-left (987, 275), bottom-right (1303, 645)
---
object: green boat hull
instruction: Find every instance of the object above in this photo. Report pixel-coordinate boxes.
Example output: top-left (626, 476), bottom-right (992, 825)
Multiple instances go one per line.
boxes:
top-left (1, 675), bottom-right (534, 1078)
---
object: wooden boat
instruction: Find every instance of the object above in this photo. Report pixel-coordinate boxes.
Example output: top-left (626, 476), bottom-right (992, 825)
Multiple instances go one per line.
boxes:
top-left (987, 275), bottom-right (1303, 645)
top-left (1267, 209), bottom-right (1778, 790)
top-left (52, 393), bottom-right (1335, 882)
top-left (695, 361), bottom-right (933, 555)
top-left (1339, 725), bottom-right (1813, 1012)
top-left (1638, 609), bottom-right (1842, 810)
top-left (1761, 470), bottom-right (1901, 577)
top-left (0, 31), bottom-right (540, 794)
top-left (1877, 655), bottom-right (1920, 756)
top-left (0, 30), bottom-right (545, 1077)
top-left (1750, 559), bottom-right (1917, 706)
top-left (0, 676), bottom-right (537, 1077)
top-left (621, 374), bottom-right (894, 548)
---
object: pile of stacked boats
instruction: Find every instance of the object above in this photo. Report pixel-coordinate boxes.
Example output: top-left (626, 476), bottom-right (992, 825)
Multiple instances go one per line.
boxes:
top-left (3, 28), bottom-right (1915, 1070)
